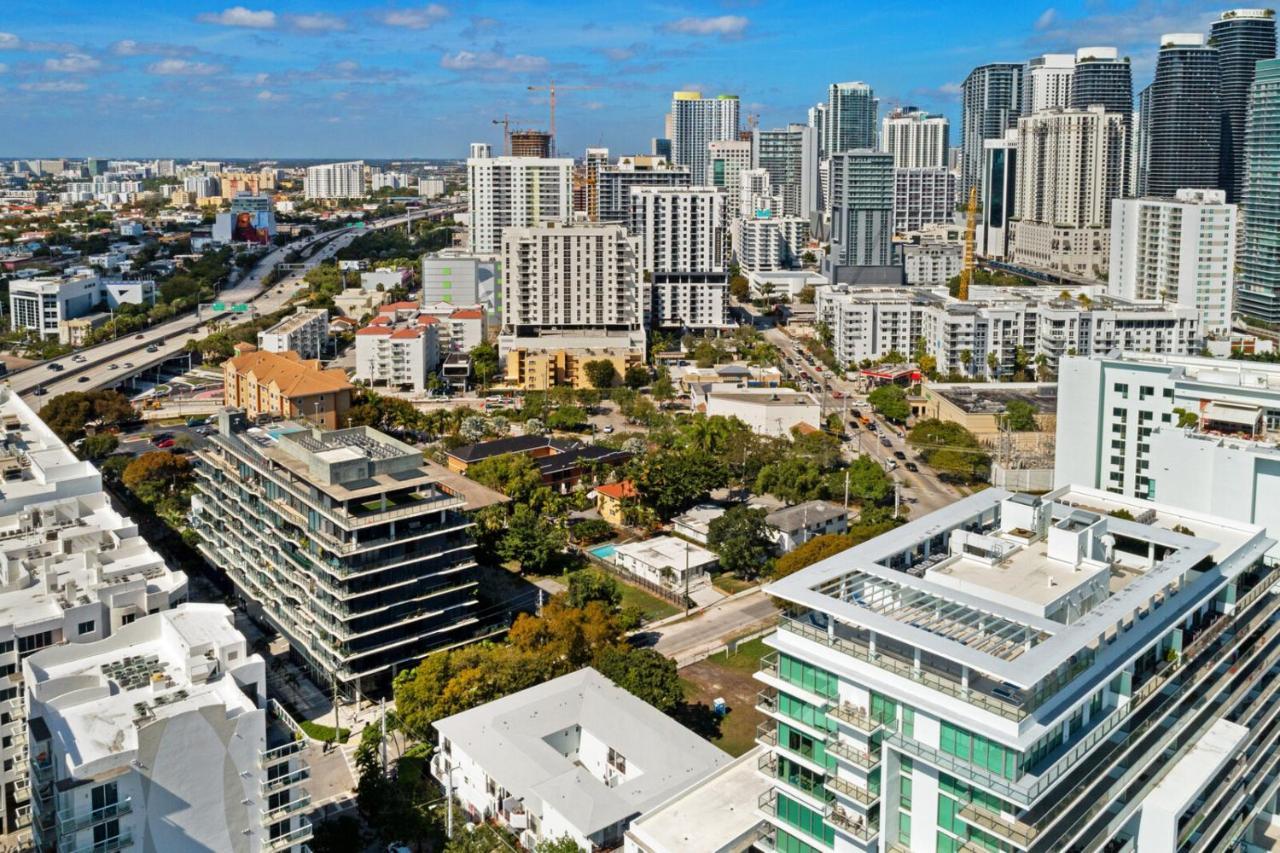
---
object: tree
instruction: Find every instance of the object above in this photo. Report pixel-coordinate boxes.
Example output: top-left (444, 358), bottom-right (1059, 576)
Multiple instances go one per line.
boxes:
top-left (569, 518), bottom-right (614, 545)
top-left (651, 369), bottom-right (675, 403)
top-left (707, 505), bottom-right (776, 579)
top-left (122, 451), bottom-right (193, 507)
top-left (838, 455), bottom-right (894, 506)
top-left (633, 448), bottom-right (728, 520)
top-left (79, 433), bottom-right (119, 461)
top-left (593, 645), bottom-right (683, 713)
top-left (755, 456), bottom-right (826, 503)
top-left (39, 390), bottom-right (137, 443)
top-left (535, 837), bottom-right (585, 853)
top-left (907, 419), bottom-right (990, 483)
top-left (798, 284), bottom-right (816, 304)
top-left (1173, 407), bottom-right (1198, 428)
top-left (470, 341), bottom-right (499, 387)
top-left (1002, 399), bottom-right (1039, 431)
top-left (729, 274), bottom-right (750, 302)
top-left (459, 416), bottom-right (488, 443)
top-left (498, 504), bottom-right (567, 574)
top-left (546, 405), bottom-right (587, 431)
top-left (467, 453), bottom-right (546, 505)
top-left (774, 533), bottom-right (857, 579)
top-left (867, 384), bottom-right (910, 423)
top-left (564, 568), bottom-right (622, 610)
top-left (623, 364), bottom-right (649, 390)
top-left (584, 359), bottom-right (619, 389)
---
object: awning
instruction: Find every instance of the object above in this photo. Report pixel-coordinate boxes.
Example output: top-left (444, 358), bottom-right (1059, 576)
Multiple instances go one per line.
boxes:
top-left (1202, 401), bottom-right (1262, 427)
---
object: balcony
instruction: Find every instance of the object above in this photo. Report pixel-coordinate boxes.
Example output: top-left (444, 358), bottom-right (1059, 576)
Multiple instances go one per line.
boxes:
top-left (261, 766), bottom-right (310, 796)
top-left (57, 799), bottom-right (133, 836)
top-left (260, 739), bottom-right (306, 768)
top-left (58, 832), bottom-right (132, 853)
top-left (826, 738), bottom-right (880, 771)
top-left (824, 774), bottom-right (879, 808)
top-left (266, 818), bottom-right (313, 852)
top-left (826, 703), bottom-right (882, 735)
top-left (263, 794), bottom-right (312, 824)
top-left (825, 803), bottom-right (879, 842)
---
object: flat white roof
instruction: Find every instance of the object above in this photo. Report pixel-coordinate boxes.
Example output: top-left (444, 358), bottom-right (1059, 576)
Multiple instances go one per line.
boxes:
top-left (435, 668), bottom-right (729, 837)
top-left (615, 536), bottom-right (718, 570)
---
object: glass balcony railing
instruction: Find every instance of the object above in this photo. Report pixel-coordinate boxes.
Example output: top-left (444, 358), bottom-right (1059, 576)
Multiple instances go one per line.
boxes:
top-left (57, 799), bottom-right (132, 835)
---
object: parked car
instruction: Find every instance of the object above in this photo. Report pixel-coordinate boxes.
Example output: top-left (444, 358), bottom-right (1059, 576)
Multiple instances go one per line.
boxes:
top-left (108, 363), bottom-right (119, 370)
top-left (77, 376), bottom-right (90, 383)
top-left (135, 334), bottom-right (145, 340)
top-left (894, 450), bottom-right (906, 460)
top-left (146, 345), bottom-right (158, 353)
top-left (154, 438), bottom-right (176, 449)
top-left (905, 462), bottom-right (919, 473)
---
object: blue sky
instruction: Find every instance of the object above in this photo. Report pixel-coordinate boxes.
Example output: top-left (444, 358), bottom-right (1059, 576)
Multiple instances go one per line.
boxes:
top-left (0, 0), bottom-right (1229, 159)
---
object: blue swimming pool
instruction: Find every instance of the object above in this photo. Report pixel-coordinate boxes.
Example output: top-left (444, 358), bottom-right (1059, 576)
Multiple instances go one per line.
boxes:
top-left (590, 544), bottom-right (617, 560)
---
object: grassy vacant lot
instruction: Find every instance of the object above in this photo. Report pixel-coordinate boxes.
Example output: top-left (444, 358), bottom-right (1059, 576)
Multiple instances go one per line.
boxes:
top-left (619, 582), bottom-right (681, 622)
top-left (712, 572), bottom-right (757, 595)
top-left (678, 635), bottom-right (771, 757)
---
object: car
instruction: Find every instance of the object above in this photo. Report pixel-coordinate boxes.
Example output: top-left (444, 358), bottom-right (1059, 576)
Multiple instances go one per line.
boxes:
top-left (865, 421), bottom-right (877, 432)
top-left (146, 345), bottom-right (158, 353)
top-left (602, 425), bottom-right (614, 434)
top-left (848, 419), bottom-right (860, 429)
top-left (894, 450), bottom-right (906, 460)
top-left (77, 376), bottom-right (90, 383)
top-left (905, 462), bottom-right (919, 473)
top-left (32, 386), bottom-right (46, 396)
top-left (880, 436), bottom-right (892, 448)
top-left (154, 438), bottom-right (176, 449)
top-left (832, 390), bottom-right (844, 399)
top-left (151, 433), bottom-right (172, 444)
top-left (47, 363), bottom-right (61, 371)
top-left (108, 363), bottom-right (119, 370)
top-left (123, 362), bottom-right (133, 368)
top-left (850, 409), bottom-right (862, 420)
top-left (72, 355), bottom-right (86, 363)
top-left (135, 334), bottom-right (145, 340)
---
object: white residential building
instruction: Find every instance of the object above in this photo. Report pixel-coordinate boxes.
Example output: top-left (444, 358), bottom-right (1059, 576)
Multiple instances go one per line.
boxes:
top-left (466, 152), bottom-right (573, 254)
top-left (760, 484), bottom-right (1278, 853)
top-left (418, 176), bottom-right (446, 198)
top-left (629, 186), bottom-right (727, 274)
top-left (370, 170), bottom-right (411, 192)
top-left (881, 109), bottom-right (950, 169)
top-left (650, 272), bottom-right (731, 331)
top-left (694, 387), bottom-right (823, 438)
top-left (893, 167), bottom-right (957, 234)
top-left (1012, 107), bottom-right (1128, 277)
top-left (421, 252), bottom-right (500, 316)
top-left (765, 500), bottom-right (850, 553)
top-left (359, 267), bottom-right (410, 293)
top-left (670, 91), bottom-right (740, 185)
top-left (9, 275), bottom-right (156, 339)
top-left (1109, 189), bottom-right (1237, 336)
top-left (828, 151), bottom-right (894, 269)
top-left (902, 241), bottom-right (964, 286)
top-left (752, 125), bottom-right (820, 217)
top-left (735, 214), bottom-right (810, 273)
top-left (593, 156), bottom-right (690, 225)
top-left (433, 668), bottom-right (730, 852)
top-left (257, 307), bottom-right (329, 359)
top-left (421, 303), bottom-right (488, 353)
top-left (739, 169), bottom-right (778, 219)
top-left (26, 604), bottom-right (311, 853)
top-left (354, 305), bottom-right (441, 392)
top-left (709, 140), bottom-right (753, 219)
top-left (1023, 52), bottom-right (1076, 113)
top-left (303, 160), bottom-right (364, 200)
top-left (613, 536), bottom-right (718, 591)
top-left (826, 82), bottom-right (878, 154)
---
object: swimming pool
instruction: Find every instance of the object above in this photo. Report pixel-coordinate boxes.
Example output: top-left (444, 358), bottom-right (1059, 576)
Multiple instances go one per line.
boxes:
top-left (590, 544), bottom-right (617, 560)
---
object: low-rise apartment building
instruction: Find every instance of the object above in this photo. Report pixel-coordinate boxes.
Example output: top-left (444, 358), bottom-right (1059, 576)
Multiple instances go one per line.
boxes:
top-left (257, 307), bottom-right (330, 360)
top-left (354, 304), bottom-right (442, 393)
top-left (223, 347), bottom-right (353, 430)
top-left (25, 604), bottom-right (311, 853)
top-left (191, 411), bottom-right (485, 695)
top-left (758, 485), bottom-right (1278, 852)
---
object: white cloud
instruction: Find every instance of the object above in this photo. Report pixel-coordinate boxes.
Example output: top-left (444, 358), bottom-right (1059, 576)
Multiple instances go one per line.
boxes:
top-left (256, 89), bottom-right (286, 101)
top-left (1034, 8), bottom-right (1058, 31)
top-left (0, 33), bottom-right (20, 50)
top-left (286, 13), bottom-right (347, 32)
top-left (44, 52), bottom-right (102, 73)
top-left (440, 49), bottom-right (547, 74)
top-left (146, 58), bottom-right (224, 76)
top-left (375, 4), bottom-right (450, 29)
top-left (111, 40), bottom-right (188, 57)
top-left (19, 80), bottom-right (87, 92)
top-left (662, 15), bottom-right (749, 38)
top-left (197, 6), bottom-right (277, 28)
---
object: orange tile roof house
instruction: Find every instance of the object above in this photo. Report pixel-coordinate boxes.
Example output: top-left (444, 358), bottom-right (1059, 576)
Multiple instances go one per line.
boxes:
top-left (594, 480), bottom-right (637, 526)
top-left (222, 345), bottom-right (354, 429)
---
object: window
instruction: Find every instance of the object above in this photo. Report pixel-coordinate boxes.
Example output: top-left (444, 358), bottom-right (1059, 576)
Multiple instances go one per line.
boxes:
top-left (92, 782), bottom-right (118, 813)
top-left (77, 620), bottom-right (95, 636)
top-left (898, 812), bottom-right (912, 846)
top-left (121, 614), bottom-right (136, 626)
top-left (900, 775), bottom-right (913, 810)
top-left (940, 722), bottom-right (1020, 780)
top-left (607, 747), bottom-right (627, 774)
top-left (775, 792), bottom-right (835, 846)
top-left (0, 640), bottom-right (13, 655)
top-left (17, 631), bottom-right (52, 656)
top-left (778, 654), bottom-right (839, 699)
top-left (1114, 382), bottom-right (1129, 398)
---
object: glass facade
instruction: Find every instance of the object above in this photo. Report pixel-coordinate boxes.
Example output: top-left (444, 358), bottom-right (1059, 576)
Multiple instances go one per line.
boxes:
top-left (1238, 59), bottom-right (1280, 322)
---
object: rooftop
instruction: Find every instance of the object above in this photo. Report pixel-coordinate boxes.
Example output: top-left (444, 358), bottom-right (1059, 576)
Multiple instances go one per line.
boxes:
top-left (435, 668), bottom-right (729, 837)
top-left (226, 349), bottom-right (352, 398)
top-left (766, 500), bottom-right (848, 533)
top-left (928, 382), bottom-right (1059, 415)
top-left (260, 307), bottom-right (328, 337)
top-left (614, 536), bottom-right (718, 569)
top-left (0, 389), bottom-right (100, 514)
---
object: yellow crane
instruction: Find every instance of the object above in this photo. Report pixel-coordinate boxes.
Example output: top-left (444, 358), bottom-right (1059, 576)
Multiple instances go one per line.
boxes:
top-left (959, 186), bottom-right (978, 301)
top-left (526, 81), bottom-right (594, 155)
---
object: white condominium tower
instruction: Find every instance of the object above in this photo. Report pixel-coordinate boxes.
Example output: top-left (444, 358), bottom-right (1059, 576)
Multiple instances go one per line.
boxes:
top-left (709, 140), bottom-right (753, 218)
top-left (827, 151), bottom-right (894, 268)
top-left (881, 109), bottom-right (950, 169)
top-left (752, 125), bottom-right (821, 218)
top-left (303, 160), bottom-right (364, 200)
top-left (1023, 53), bottom-right (1076, 113)
top-left (1109, 188), bottom-right (1237, 336)
top-left (826, 82), bottom-right (878, 154)
top-left (465, 150), bottom-right (573, 254)
top-left (758, 483), bottom-right (1280, 852)
top-left (629, 186), bottom-right (727, 274)
top-left (670, 91), bottom-right (740, 185)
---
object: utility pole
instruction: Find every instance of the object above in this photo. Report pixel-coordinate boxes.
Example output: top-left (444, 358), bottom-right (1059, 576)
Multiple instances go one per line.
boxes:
top-left (684, 541), bottom-right (690, 617)
top-left (844, 467), bottom-right (850, 510)
top-left (894, 478), bottom-right (901, 518)
top-left (379, 697), bottom-right (387, 775)
top-left (331, 672), bottom-right (340, 754)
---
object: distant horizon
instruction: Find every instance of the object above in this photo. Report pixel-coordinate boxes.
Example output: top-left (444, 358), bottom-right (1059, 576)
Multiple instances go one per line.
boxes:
top-left (0, 0), bottom-right (1230, 158)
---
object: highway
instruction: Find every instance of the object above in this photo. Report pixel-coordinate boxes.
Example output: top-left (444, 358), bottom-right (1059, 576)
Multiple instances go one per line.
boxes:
top-left (9, 206), bottom-right (457, 403)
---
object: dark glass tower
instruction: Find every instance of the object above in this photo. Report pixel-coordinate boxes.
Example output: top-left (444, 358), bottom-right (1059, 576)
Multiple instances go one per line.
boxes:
top-left (1237, 59), bottom-right (1280, 322)
top-left (1145, 34), bottom-right (1221, 198)
top-left (960, 63), bottom-right (1023, 199)
top-left (1211, 9), bottom-right (1278, 202)
top-left (1071, 50), bottom-right (1134, 114)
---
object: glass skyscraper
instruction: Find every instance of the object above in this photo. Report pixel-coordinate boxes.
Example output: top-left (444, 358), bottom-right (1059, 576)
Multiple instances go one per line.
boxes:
top-left (1144, 34), bottom-right (1221, 198)
top-left (1237, 59), bottom-right (1280, 322)
top-left (826, 82), bottom-right (878, 155)
top-left (1071, 48), bottom-right (1133, 115)
top-left (1211, 9), bottom-right (1277, 203)
top-left (960, 63), bottom-right (1023, 199)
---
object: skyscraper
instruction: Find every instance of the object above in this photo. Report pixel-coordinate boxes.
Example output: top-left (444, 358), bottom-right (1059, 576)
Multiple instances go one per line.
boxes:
top-left (751, 124), bottom-right (820, 217)
top-left (827, 150), bottom-right (894, 268)
top-left (961, 63), bottom-right (1023, 198)
top-left (670, 91), bottom-right (740, 185)
top-left (303, 160), bottom-right (365, 199)
top-left (1211, 9), bottom-right (1278, 203)
top-left (826, 82), bottom-right (878, 154)
top-left (1023, 53), bottom-right (1076, 113)
top-left (880, 108), bottom-right (949, 169)
top-left (979, 130), bottom-right (1018, 259)
top-left (1144, 33), bottom-right (1221, 198)
top-left (1071, 47), bottom-right (1134, 115)
top-left (466, 151), bottom-right (574, 253)
top-left (1237, 59), bottom-right (1280, 321)
top-left (709, 140), bottom-right (752, 218)
top-left (807, 102), bottom-right (827, 156)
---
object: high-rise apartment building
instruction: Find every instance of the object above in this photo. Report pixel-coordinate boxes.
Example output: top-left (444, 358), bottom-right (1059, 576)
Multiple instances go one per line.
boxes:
top-left (961, 63), bottom-right (1024, 198)
top-left (26, 604), bottom-right (312, 853)
top-left (1109, 189), bottom-right (1237, 336)
top-left (593, 156), bottom-right (691, 226)
top-left (1237, 58), bottom-right (1280, 321)
top-left (629, 186), bottom-right (727, 274)
top-left (257, 307), bottom-right (330, 360)
top-left (751, 125), bottom-right (820, 217)
top-left (1070, 47), bottom-right (1133, 115)
top-left (827, 151), bottom-right (894, 269)
top-left (303, 161), bottom-right (364, 200)
top-left (826, 82), bottom-right (878, 154)
top-left (510, 130), bottom-right (553, 158)
top-left (1211, 9), bottom-right (1278, 203)
top-left (880, 109), bottom-right (949, 169)
top-left (709, 140), bottom-right (753, 218)
top-left (670, 92), bottom-right (740, 185)
top-left (978, 131), bottom-right (1018, 259)
top-left (758, 481), bottom-right (1279, 853)
top-left (191, 411), bottom-right (482, 695)
top-left (465, 151), bottom-right (573, 254)
top-left (1023, 53), bottom-right (1076, 113)
top-left (808, 103), bottom-right (828, 156)
top-left (892, 168), bottom-right (957, 235)
top-left (1011, 107), bottom-right (1128, 276)
top-left (1144, 34), bottom-right (1221, 198)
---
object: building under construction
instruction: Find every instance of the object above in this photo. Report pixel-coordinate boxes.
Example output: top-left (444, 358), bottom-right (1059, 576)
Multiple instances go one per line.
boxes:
top-left (510, 130), bottom-right (553, 158)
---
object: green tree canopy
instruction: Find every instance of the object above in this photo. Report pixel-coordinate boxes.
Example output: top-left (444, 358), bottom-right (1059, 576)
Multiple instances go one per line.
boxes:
top-left (907, 418), bottom-right (990, 483)
top-left (498, 504), bottom-right (567, 574)
top-left (707, 505), bottom-right (776, 579)
top-left (867, 384), bottom-right (910, 423)
top-left (39, 390), bottom-right (137, 443)
top-left (1002, 399), bottom-right (1039, 431)
top-left (583, 359), bottom-right (619, 389)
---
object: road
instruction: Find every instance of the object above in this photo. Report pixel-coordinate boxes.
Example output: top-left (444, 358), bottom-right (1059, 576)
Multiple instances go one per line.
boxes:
top-left (11, 206), bottom-right (458, 402)
top-left (653, 589), bottom-right (779, 667)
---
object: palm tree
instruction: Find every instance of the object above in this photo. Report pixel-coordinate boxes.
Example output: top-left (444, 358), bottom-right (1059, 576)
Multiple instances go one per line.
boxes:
top-left (986, 352), bottom-right (1000, 380)
top-left (960, 349), bottom-right (973, 377)
top-left (687, 416), bottom-right (729, 454)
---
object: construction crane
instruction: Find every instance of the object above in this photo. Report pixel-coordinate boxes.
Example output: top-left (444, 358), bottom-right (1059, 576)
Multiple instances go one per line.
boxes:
top-left (959, 186), bottom-right (978, 301)
top-left (491, 115), bottom-right (534, 156)
top-left (526, 81), bottom-right (593, 155)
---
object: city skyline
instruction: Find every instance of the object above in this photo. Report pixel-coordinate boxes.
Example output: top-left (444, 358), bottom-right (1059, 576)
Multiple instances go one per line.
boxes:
top-left (0, 0), bottom-right (1237, 159)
